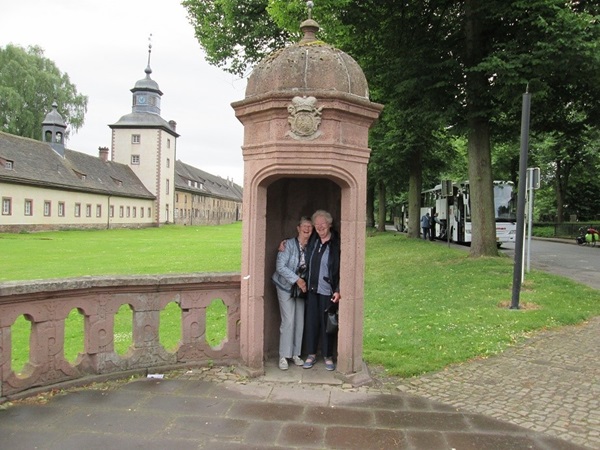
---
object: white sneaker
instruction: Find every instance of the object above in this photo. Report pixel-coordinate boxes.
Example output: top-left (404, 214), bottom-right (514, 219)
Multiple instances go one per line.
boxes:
top-left (278, 357), bottom-right (289, 370)
top-left (292, 355), bottom-right (304, 366)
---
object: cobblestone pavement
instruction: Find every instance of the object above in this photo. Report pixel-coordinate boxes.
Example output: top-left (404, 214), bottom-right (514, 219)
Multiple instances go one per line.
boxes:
top-left (395, 316), bottom-right (600, 449)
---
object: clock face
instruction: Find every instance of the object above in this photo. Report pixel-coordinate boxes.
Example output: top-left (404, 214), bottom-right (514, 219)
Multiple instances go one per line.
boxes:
top-left (137, 95), bottom-right (146, 104)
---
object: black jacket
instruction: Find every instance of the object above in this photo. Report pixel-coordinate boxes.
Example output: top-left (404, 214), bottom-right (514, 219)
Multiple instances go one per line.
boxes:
top-left (306, 229), bottom-right (340, 295)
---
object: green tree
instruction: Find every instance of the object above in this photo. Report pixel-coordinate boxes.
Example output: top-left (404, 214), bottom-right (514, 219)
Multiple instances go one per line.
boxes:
top-left (0, 44), bottom-right (87, 140)
top-left (183, 0), bottom-right (600, 254)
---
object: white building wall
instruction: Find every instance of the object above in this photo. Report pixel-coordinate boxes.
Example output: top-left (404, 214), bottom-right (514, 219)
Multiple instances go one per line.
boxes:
top-left (111, 129), bottom-right (176, 224)
top-left (0, 182), bottom-right (154, 231)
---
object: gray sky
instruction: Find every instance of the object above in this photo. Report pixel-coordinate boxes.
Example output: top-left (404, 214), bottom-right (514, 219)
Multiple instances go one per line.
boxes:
top-left (0, 0), bottom-right (247, 185)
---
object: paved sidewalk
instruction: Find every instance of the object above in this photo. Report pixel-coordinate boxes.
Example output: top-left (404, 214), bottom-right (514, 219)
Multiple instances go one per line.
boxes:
top-left (396, 316), bottom-right (600, 449)
top-left (1, 316), bottom-right (597, 449)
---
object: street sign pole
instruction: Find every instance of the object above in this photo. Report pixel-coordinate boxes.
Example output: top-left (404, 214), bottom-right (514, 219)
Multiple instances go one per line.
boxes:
top-left (511, 88), bottom-right (531, 310)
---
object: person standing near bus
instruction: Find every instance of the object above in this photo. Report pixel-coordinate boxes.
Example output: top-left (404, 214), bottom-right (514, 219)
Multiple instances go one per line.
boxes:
top-left (429, 213), bottom-right (440, 241)
top-left (421, 212), bottom-right (431, 240)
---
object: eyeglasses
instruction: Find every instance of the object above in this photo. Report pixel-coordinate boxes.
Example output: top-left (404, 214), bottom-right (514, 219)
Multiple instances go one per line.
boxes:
top-left (314, 222), bottom-right (329, 229)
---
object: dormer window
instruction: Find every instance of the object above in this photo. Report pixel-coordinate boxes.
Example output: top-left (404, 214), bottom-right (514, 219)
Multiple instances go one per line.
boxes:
top-left (4, 160), bottom-right (13, 170)
top-left (112, 177), bottom-right (123, 187)
top-left (74, 170), bottom-right (87, 181)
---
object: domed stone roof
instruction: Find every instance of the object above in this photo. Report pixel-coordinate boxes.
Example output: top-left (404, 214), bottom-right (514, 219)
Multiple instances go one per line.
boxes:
top-left (245, 19), bottom-right (369, 99)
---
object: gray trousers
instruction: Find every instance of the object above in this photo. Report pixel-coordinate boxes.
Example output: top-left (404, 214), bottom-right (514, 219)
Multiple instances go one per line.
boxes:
top-left (276, 286), bottom-right (305, 358)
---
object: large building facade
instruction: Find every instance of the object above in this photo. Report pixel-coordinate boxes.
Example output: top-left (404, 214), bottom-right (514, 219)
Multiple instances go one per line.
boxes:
top-left (0, 54), bottom-right (242, 233)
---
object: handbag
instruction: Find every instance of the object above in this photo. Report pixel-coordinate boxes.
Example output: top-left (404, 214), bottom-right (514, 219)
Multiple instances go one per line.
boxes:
top-left (325, 303), bottom-right (338, 334)
top-left (291, 264), bottom-right (307, 299)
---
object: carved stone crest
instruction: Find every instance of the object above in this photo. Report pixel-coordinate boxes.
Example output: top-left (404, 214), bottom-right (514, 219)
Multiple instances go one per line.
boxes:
top-left (286, 96), bottom-right (323, 140)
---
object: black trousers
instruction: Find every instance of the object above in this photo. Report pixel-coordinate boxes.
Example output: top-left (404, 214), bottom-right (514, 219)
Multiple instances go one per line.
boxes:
top-left (305, 291), bottom-right (336, 358)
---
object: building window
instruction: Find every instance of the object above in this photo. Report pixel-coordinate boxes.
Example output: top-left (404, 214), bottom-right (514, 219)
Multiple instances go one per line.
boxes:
top-left (132, 134), bottom-right (141, 144)
top-left (119, 206), bottom-right (124, 218)
top-left (2, 197), bottom-right (12, 215)
top-left (44, 201), bottom-right (51, 216)
top-left (126, 206), bottom-right (131, 218)
top-left (58, 202), bottom-right (65, 217)
top-left (147, 207), bottom-right (151, 217)
top-left (133, 207), bottom-right (137, 218)
top-left (166, 179), bottom-right (170, 195)
top-left (109, 205), bottom-right (114, 218)
top-left (141, 207), bottom-right (144, 218)
top-left (96, 204), bottom-right (102, 218)
top-left (131, 155), bottom-right (140, 165)
top-left (4, 160), bottom-right (13, 170)
top-left (167, 139), bottom-right (171, 149)
top-left (86, 204), bottom-right (92, 217)
top-left (74, 203), bottom-right (81, 217)
top-left (166, 158), bottom-right (170, 168)
top-left (24, 199), bottom-right (33, 216)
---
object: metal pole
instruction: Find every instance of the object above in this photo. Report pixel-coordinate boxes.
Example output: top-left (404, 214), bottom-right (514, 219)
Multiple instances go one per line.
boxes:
top-left (526, 169), bottom-right (534, 273)
top-left (511, 88), bottom-right (531, 309)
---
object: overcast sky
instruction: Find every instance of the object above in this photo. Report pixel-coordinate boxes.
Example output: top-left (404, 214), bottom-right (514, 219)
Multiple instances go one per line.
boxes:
top-left (0, 0), bottom-right (247, 185)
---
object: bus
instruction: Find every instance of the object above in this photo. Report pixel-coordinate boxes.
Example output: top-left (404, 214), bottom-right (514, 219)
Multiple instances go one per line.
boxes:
top-left (421, 180), bottom-right (517, 247)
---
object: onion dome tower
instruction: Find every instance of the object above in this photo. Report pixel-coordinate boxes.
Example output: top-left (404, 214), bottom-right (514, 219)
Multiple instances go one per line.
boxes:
top-left (42, 101), bottom-right (67, 157)
top-left (232, 2), bottom-right (383, 385)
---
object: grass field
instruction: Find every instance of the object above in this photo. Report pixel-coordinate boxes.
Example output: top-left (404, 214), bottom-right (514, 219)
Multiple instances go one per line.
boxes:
top-left (3, 223), bottom-right (599, 378)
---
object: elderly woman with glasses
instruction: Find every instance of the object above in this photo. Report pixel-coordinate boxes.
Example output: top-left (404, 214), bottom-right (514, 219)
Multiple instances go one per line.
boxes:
top-left (302, 210), bottom-right (340, 371)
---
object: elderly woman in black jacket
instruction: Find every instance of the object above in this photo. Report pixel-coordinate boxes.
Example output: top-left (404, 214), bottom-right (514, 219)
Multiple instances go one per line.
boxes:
top-left (302, 210), bottom-right (340, 371)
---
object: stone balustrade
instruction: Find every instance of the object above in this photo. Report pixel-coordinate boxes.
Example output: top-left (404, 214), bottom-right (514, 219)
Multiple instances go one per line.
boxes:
top-left (0, 273), bottom-right (241, 400)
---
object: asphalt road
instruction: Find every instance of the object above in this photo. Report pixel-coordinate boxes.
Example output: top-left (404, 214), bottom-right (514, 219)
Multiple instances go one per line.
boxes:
top-left (500, 238), bottom-right (600, 290)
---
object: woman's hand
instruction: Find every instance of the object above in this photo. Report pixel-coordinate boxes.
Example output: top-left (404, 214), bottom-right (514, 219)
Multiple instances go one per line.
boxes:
top-left (331, 292), bottom-right (341, 303)
top-left (278, 240), bottom-right (286, 252)
top-left (296, 277), bottom-right (307, 293)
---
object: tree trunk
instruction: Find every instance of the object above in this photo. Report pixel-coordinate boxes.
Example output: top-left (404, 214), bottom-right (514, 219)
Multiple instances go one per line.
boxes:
top-left (465, 0), bottom-right (498, 257)
top-left (408, 149), bottom-right (423, 239)
top-left (467, 119), bottom-right (498, 256)
top-left (366, 182), bottom-right (375, 228)
top-left (377, 181), bottom-right (386, 232)
top-left (555, 159), bottom-right (571, 223)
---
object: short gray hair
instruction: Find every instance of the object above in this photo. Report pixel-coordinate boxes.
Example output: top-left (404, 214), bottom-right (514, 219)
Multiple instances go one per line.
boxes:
top-left (312, 210), bottom-right (333, 225)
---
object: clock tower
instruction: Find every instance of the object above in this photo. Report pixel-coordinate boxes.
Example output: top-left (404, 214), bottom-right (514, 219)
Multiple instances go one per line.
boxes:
top-left (109, 38), bottom-right (178, 225)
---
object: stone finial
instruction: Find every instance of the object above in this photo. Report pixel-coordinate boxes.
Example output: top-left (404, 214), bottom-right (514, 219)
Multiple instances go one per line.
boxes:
top-left (300, 1), bottom-right (319, 43)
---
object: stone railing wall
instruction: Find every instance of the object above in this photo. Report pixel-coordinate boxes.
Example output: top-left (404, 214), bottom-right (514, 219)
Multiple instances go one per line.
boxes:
top-left (0, 273), bottom-right (241, 400)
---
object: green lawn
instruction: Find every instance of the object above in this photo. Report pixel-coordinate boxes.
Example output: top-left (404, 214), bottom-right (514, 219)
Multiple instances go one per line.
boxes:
top-left (3, 223), bottom-right (599, 378)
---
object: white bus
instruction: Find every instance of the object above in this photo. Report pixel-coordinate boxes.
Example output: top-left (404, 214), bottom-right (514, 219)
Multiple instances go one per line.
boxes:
top-left (421, 180), bottom-right (517, 247)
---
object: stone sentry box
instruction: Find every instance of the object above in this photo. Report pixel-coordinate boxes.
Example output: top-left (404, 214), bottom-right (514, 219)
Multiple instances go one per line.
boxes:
top-left (232, 17), bottom-right (383, 384)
